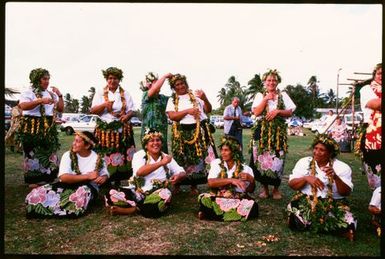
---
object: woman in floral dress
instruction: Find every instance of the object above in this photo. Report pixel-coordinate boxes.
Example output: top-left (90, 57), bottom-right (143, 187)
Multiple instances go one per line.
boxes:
top-left (90, 67), bottom-right (136, 186)
top-left (249, 69), bottom-right (296, 199)
top-left (25, 131), bottom-right (109, 218)
top-left (18, 68), bottom-right (64, 186)
top-left (198, 135), bottom-right (258, 221)
top-left (104, 129), bottom-right (186, 218)
top-left (166, 74), bottom-right (217, 194)
top-left (287, 134), bottom-right (356, 241)
top-left (140, 72), bottom-right (173, 153)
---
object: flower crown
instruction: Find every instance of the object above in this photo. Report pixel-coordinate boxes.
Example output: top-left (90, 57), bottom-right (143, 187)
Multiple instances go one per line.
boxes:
top-left (139, 72), bottom-right (159, 91)
top-left (168, 74), bottom-right (187, 89)
top-left (75, 131), bottom-right (96, 148)
top-left (29, 68), bottom-right (50, 88)
top-left (262, 69), bottom-right (282, 83)
top-left (102, 67), bottom-right (123, 81)
top-left (311, 133), bottom-right (340, 158)
top-left (142, 128), bottom-right (163, 149)
top-left (219, 135), bottom-right (244, 163)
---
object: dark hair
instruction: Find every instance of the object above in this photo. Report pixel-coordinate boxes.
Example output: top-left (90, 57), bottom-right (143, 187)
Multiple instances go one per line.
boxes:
top-left (311, 133), bottom-right (340, 159)
top-left (29, 68), bottom-right (50, 88)
top-left (102, 67), bottom-right (124, 81)
top-left (372, 63), bottom-right (382, 79)
top-left (78, 131), bottom-right (98, 150)
top-left (219, 135), bottom-right (244, 163)
top-left (141, 129), bottom-right (163, 150)
top-left (169, 74), bottom-right (188, 89)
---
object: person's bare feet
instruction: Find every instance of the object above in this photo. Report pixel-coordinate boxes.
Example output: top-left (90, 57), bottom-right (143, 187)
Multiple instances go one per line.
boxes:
top-left (259, 187), bottom-right (269, 199)
top-left (198, 211), bottom-right (205, 220)
top-left (108, 206), bottom-right (136, 216)
top-left (272, 188), bottom-right (282, 200)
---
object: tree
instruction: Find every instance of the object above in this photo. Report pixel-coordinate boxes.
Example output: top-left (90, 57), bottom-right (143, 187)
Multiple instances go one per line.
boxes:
top-left (88, 87), bottom-right (96, 101)
top-left (216, 76), bottom-right (251, 112)
top-left (80, 96), bottom-right (91, 114)
top-left (246, 74), bottom-right (263, 102)
top-left (284, 84), bottom-right (314, 119)
top-left (5, 87), bottom-right (20, 98)
top-left (64, 93), bottom-right (80, 113)
top-left (323, 88), bottom-right (337, 107)
top-left (307, 75), bottom-right (319, 101)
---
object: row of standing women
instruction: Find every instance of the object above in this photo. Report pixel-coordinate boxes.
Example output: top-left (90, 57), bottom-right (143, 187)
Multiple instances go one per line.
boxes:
top-left (18, 65), bottom-right (381, 240)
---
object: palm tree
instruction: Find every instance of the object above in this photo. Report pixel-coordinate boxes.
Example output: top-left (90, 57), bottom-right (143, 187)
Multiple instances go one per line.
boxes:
top-left (246, 74), bottom-right (263, 102)
top-left (4, 87), bottom-right (20, 98)
top-left (307, 75), bottom-right (319, 100)
top-left (217, 87), bottom-right (227, 107)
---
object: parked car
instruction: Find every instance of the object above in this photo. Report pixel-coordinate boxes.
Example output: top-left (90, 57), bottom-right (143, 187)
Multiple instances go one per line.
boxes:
top-left (241, 116), bottom-right (253, 128)
top-left (214, 116), bottom-right (224, 129)
top-left (288, 118), bottom-right (303, 127)
top-left (130, 117), bottom-right (142, 126)
top-left (59, 113), bottom-right (85, 123)
top-left (5, 104), bottom-right (12, 131)
top-left (60, 114), bottom-right (99, 135)
top-left (210, 115), bottom-right (222, 125)
top-left (344, 112), bottom-right (363, 131)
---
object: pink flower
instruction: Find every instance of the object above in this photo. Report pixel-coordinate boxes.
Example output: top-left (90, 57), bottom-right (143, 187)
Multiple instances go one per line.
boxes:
top-left (126, 146), bottom-right (136, 162)
top-left (271, 157), bottom-right (283, 172)
top-left (344, 211), bottom-right (355, 225)
top-left (110, 152), bottom-right (125, 167)
top-left (375, 164), bottom-right (381, 174)
top-left (215, 197), bottom-right (240, 212)
top-left (205, 146), bottom-right (216, 164)
top-left (257, 152), bottom-right (273, 171)
top-left (26, 186), bottom-right (47, 205)
top-left (109, 189), bottom-right (128, 203)
top-left (237, 199), bottom-right (254, 218)
top-left (252, 147), bottom-right (259, 163)
top-left (42, 190), bottom-right (60, 208)
top-left (104, 155), bottom-right (111, 166)
top-left (158, 188), bottom-right (172, 203)
top-left (23, 158), bottom-right (40, 172)
top-left (69, 186), bottom-right (89, 209)
top-left (49, 154), bottom-right (58, 164)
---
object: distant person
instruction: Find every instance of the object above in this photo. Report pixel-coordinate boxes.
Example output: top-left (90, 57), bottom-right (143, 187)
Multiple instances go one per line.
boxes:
top-left (90, 67), bottom-right (135, 187)
top-left (18, 68), bottom-right (64, 187)
top-left (287, 134), bottom-right (356, 241)
top-left (104, 129), bottom-right (186, 218)
top-left (250, 69), bottom-right (296, 200)
top-left (25, 131), bottom-right (109, 218)
top-left (328, 116), bottom-right (348, 143)
top-left (5, 101), bottom-right (23, 153)
top-left (140, 72), bottom-right (173, 153)
top-left (197, 136), bottom-right (258, 221)
top-left (321, 110), bottom-right (337, 134)
top-left (166, 74), bottom-right (217, 195)
top-left (358, 63), bottom-right (382, 191)
top-left (223, 97), bottom-right (244, 149)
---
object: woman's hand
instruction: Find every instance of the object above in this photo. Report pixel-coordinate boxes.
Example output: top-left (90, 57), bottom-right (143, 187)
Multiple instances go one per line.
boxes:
top-left (160, 154), bottom-right (172, 166)
top-left (231, 179), bottom-right (247, 191)
top-left (264, 92), bottom-right (275, 101)
top-left (87, 170), bottom-right (99, 181)
top-left (119, 113), bottom-right (131, 122)
top-left (305, 175), bottom-right (325, 191)
top-left (170, 172), bottom-right (185, 185)
top-left (195, 89), bottom-right (207, 100)
top-left (93, 175), bottom-right (108, 185)
top-left (104, 101), bottom-right (114, 112)
top-left (187, 107), bottom-right (200, 117)
top-left (322, 166), bottom-right (336, 179)
top-left (265, 110), bottom-right (279, 121)
top-left (40, 97), bottom-right (54, 105)
top-left (50, 86), bottom-right (62, 97)
top-left (238, 172), bottom-right (252, 182)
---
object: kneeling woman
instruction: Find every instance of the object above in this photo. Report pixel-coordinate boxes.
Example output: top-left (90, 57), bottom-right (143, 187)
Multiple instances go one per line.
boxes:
top-left (104, 129), bottom-right (186, 218)
top-left (198, 136), bottom-right (258, 221)
top-left (287, 134), bottom-right (357, 240)
top-left (25, 131), bottom-right (109, 218)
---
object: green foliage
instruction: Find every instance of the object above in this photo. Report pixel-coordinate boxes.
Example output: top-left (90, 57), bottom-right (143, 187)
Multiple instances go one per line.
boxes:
top-left (32, 203), bottom-right (53, 216)
top-left (64, 93), bottom-right (80, 113)
top-left (212, 201), bottom-right (224, 216)
top-left (223, 208), bottom-right (242, 221)
top-left (158, 200), bottom-right (167, 212)
top-left (199, 196), bottom-right (213, 209)
top-left (143, 192), bottom-right (162, 204)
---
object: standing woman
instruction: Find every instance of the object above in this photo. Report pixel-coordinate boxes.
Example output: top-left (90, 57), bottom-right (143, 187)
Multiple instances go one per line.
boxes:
top-left (358, 63), bottom-right (382, 191)
top-left (250, 69), bottom-right (296, 199)
top-left (140, 72), bottom-right (173, 153)
top-left (90, 67), bottom-right (136, 186)
top-left (18, 68), bottom-right (64, 186)
top-left (166, 74), bottom-right (217, 194)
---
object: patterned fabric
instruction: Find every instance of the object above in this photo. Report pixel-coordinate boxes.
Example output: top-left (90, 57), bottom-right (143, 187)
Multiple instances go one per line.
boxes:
top-left (18, 116), bottom-right (60, 184)
top-left (5, 106), bottom-right (22, 151)
top-left (172, 120), bottom-right (217, 186)
top-left (198, 193), bottom-right (258, 221)
top-left (287, 192), bottom-right (357, 233)
top-left (25, 182), bottom-right (96, 218)
top-left (94, 119), bottom-right (136, 182)
top-left (105, 187), bottom-right (172, 218)
top-left (140, 92), bottom-right (169, 153)
top-left (365, 81), bottom-right (382, 150)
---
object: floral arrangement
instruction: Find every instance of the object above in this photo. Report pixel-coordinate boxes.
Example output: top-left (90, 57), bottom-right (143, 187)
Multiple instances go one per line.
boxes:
top-left (70, 150), bottom-right (103, 175)
top-left (102, 67), bottom-right (123, 81)
top-left (140, 72), bottom-right (158, 91)
top-left (261, 69), bottom-right (282, 83)
top-left (103, 85), bottom-right (126, 116)
top-left (29, 68), bottom-right (50, 88)
top-left (311, 133), bottom-right (340, 159)
top-left (168, 73), bottom-right (187, 89)
top-left (141, 128), bottom-right (163, 150)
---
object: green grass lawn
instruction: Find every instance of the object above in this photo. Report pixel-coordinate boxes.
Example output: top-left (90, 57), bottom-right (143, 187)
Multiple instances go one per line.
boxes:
top-left (4, 127), bottom-right (380, 255)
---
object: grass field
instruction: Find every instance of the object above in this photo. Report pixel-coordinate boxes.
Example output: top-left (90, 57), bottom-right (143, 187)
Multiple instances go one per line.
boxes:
top-left (4, 127), bottom-right (381, 256)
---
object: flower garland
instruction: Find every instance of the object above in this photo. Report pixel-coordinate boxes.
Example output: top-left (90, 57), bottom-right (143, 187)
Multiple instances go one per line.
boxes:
top-left (70, 149), bottom-right (103, 175)
top-left (140, 72), bottom-right (158, 91)
top-left (218, 160), bottom-right (243, 179)
top-left (103, 85), bottom-right (127, 116)
top-left (171, 90), bottom-right (203, 156)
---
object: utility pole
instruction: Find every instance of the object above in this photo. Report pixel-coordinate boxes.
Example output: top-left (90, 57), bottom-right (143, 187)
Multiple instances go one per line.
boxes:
top-left (336, 68), bottom-right (342, 113)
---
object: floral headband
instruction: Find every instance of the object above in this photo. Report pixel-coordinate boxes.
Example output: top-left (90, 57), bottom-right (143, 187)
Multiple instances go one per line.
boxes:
top-left (142, 128), bottom-right (163, 149)
top-left (75, 131), bottom-right (96, 148)
top-left (219, 135), bottom-right (244, 163)
top-left (102, 67), bottom-right (123, 81)
top-left (262, 69), bottom-right (282, 84)
top-left (168, 73), bottom-right (187, 89)
top-left (311, 133), bottom-right (340, 159)
top-left (29, 68), bottom-right (50, 88)
top-left (140, 72), bottom-right (158, 91)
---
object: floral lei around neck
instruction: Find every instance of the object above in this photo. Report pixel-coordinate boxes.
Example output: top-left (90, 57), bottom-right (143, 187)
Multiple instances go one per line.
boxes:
top-left (103, 85), bottom-right (127, 116)
top-left (32, 85), bottom-right (57, 126)
top-left (308, 158), bottom-right (334, 212)
top-left (172, 90), bottom-right (202, 150)
top-left (218, 159), bottom-right (244, 179)
top-left (70, 149), bottom-right (103, 175)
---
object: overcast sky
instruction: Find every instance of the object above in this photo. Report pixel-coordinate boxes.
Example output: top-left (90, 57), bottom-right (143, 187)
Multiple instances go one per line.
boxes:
top-left (5, 3), bottom-right (382, 109)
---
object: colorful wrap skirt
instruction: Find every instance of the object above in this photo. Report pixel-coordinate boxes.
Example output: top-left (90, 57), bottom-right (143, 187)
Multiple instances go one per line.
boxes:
top-left (198, 192), bottom-right (259, 221)
top-left (94, 119), bottom-right (136, 183)
top-left (172, 119), bottom-right (217, 186)
top-left (17, 116), bottom-right (60, 184)
top-left (25, 182), bottom-right (98, 218)
top-left (287, 192), bottom-right (357, 234)
top-left (104, 187), bottom-right (173, 218)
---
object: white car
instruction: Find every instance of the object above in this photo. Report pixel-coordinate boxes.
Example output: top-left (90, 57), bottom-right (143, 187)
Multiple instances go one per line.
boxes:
top-left (60, 114), bottom-right (99, 135)
top-left (214, 116), bottom-right (224, 129)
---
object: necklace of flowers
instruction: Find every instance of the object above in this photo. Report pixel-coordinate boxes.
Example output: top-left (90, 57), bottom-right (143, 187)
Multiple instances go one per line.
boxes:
top-left (218, 159), bottom-right (243, 179)
top-left (33, 85), bottom-right (57, 133)
top-left (70, 149), bottom-right (103, 175)
top-left (172, 90), bottom-right (201, 146)
top-left (309, 158), bottom-right (334, 212)
top-left (103, 85), bottom-right (127, 116)
top-left (258, 89), bottom-right (287, 152)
